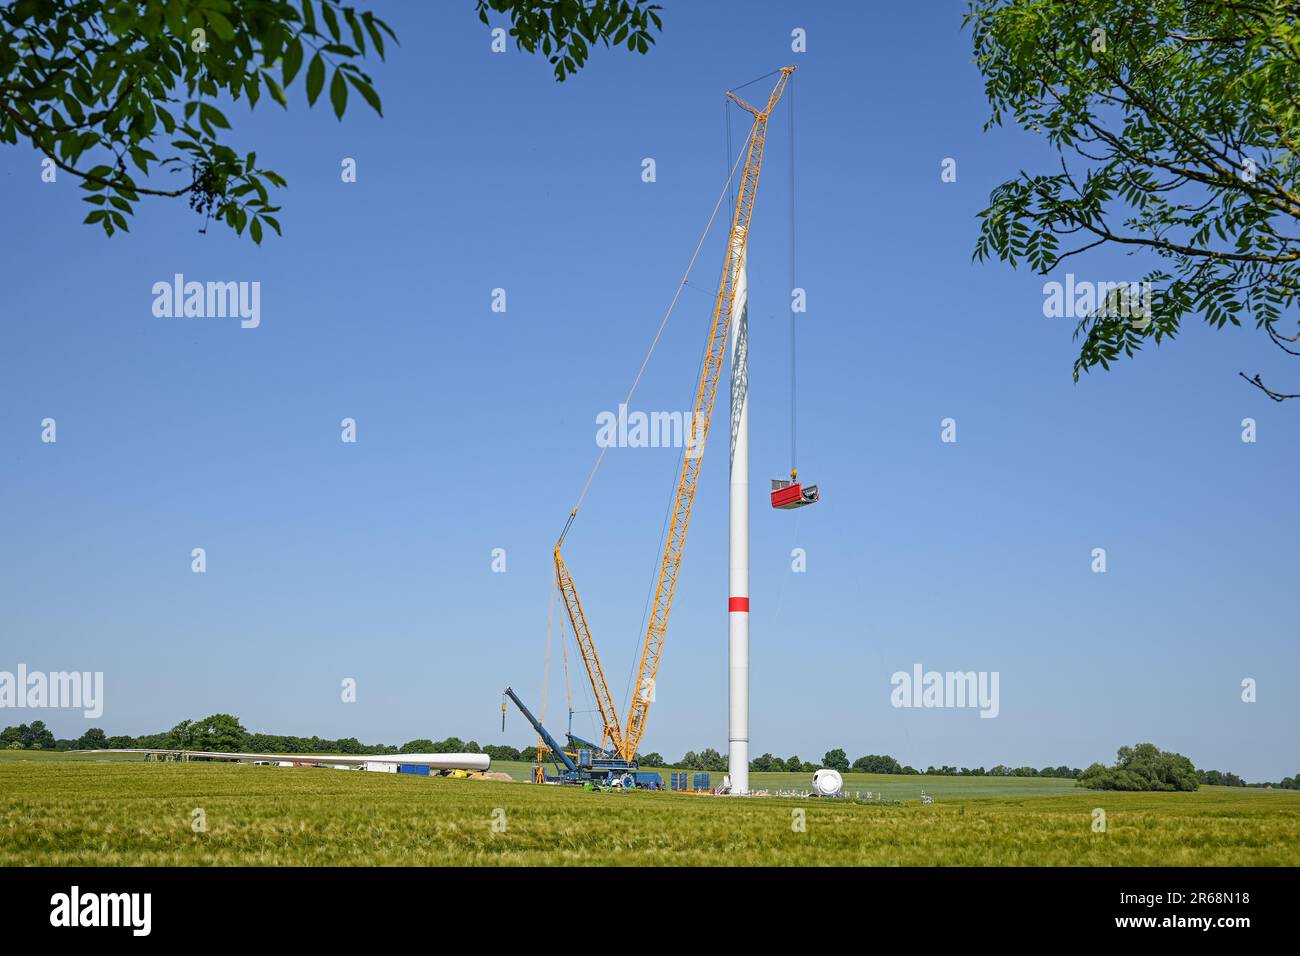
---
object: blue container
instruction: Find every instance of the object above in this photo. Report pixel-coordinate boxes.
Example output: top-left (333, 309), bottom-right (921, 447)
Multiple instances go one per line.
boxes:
top-left (397, 764), bottom-right (430, 776)
top-left (693, 772), bottom-right (711, 791)
top-left (633, 772), bottom-right (663, 790)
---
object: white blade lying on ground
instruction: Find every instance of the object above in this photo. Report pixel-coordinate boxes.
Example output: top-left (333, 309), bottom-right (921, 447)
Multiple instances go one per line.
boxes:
top-left (72, 749), bottom-right (491, 771)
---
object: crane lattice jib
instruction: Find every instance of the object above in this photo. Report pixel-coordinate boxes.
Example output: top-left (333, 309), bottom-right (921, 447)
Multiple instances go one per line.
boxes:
top-left (553, 546), bottom-right (624, 755)
top-left (620, 67), bottom-right (795, 761)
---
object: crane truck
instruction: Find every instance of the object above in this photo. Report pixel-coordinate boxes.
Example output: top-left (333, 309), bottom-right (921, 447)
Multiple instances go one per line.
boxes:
top-left (503, 686), bottom-right (663, 789)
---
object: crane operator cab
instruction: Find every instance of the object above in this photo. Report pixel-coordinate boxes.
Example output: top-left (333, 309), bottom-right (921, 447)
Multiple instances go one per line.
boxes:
top-left (770, 473), bottom-right (819, 510)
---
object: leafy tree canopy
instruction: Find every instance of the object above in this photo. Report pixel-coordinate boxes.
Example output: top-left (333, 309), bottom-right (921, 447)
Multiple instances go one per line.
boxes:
top-left (1, 1), bottom-right (662, 242)
top-left (76, 727), bottom-right (108, 749)
top-left (0, 0), bottom-right (395, 241)
top-left (476, 0), bottom-right (661, 82)
top-left (822, 748), bottom-right (850, 772)
top-left (1079, 742), bottom-right (1200, 791)
top-left (967, 0), bottom-right (1300, 399)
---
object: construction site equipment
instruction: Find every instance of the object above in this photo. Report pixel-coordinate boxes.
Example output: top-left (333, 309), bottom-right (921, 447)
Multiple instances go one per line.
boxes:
top-left (76, 749), bottom-right (491, 771)
top-left (549, 67), bottom-right (797, 775)
top-left (502, 686), bottom-right (642, 787)
top-left (668, 771), bottom-right (712, 793)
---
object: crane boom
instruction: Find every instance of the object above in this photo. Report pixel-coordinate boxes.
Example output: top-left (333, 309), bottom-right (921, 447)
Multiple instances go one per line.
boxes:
top-left (551, 68), bottom-right (794, 765)
top-left (553, 545), bottom-right (624, 755)
top-left (621, 67), bottom-right (795, 760)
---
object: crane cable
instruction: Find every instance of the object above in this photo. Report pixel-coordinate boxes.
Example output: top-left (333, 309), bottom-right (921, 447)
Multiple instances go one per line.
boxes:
top-left (559, 125), bottom-right (756, 543)
top-left (538, 576), bottom-right (555, 763)
top-left (788, 72), bottom-right (798, 481)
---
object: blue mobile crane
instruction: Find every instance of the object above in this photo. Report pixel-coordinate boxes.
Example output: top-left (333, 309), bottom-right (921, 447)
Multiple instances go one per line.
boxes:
top-left (502, 686), bottom-right (662, 789)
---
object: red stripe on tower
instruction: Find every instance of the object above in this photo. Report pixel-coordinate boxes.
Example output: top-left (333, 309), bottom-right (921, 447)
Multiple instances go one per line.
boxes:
top-left (728, 597), bottom-right (749, 612)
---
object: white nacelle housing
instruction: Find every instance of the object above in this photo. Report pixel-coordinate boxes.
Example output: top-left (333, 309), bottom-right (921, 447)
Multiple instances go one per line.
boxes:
top-left (812, 768), bottom-right (843, 797)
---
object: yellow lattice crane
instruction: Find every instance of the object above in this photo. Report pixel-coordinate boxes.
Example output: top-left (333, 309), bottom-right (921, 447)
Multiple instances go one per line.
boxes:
top-left (552, 67), bottom-right (795, 764)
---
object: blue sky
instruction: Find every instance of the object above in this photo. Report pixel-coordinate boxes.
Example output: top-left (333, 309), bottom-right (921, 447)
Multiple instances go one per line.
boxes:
top-left (1, 1), bottom-right (1296, 780)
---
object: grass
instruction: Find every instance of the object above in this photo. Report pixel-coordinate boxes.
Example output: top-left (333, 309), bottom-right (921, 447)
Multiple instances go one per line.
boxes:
top-left (2, 754), bottom-right (1297, 865)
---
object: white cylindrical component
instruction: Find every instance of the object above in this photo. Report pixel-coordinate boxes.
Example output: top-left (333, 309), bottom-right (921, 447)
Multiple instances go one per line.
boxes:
top-left (812, 768), bottom-right (843, 797)
top-left (379, 753), bottom-right (492, 771)
top-left (728, 227), bottom-right (750, 796)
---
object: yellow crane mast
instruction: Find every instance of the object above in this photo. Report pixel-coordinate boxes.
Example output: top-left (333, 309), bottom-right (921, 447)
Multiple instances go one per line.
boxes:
top-left (554, 67), bottom-right (795, 764)
top-left (553, 547), bottom-right (624, 755)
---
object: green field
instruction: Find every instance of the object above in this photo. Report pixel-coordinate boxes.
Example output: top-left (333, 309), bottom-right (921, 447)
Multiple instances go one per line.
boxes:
top-left (2, 753), bottom-right (1297, 865)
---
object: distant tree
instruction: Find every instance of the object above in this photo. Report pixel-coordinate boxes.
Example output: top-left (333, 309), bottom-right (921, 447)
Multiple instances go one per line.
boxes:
top-left (432, 736), bottom-right (466, 753)
top-left (822, 748), bottom-right (850, 772)
top-left (482, 744), bottom-right (519, 762)
top-left (750, 752), bottom-right (779, 772)
top-left (26, 721), bottom-right (56, 750)
top-left (637, 751), bottom-right (664, 767)
top-left (463, 740), bottom-right (482, 754)
top-left (1079, 743), bottom-right (1199, 792)
top-left (400, 738), bottom-right (435, 754)
top-left (165, 719), bottom-right (196, 749)
top-left (852, 754), bottom-right (904, 775)
top-left (246, 733), bottom-right (283, 753)
top-left (106, 736), bottom-right (135, 749)
top-left (697, 748), bottom-right (726, 773)
top-left (784, 755), bottom-right (803, 773)
top-left (192, 714), bottom-right (248, 752)
top-left (76, 728), bottom-right (108, 750)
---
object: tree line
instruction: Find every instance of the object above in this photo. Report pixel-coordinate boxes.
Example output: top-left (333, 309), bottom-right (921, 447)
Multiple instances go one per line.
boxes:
top-left (6, 718), bottom-right (1296, 790)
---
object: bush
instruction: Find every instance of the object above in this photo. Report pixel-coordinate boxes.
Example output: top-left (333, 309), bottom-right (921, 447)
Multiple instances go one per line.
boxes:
top-left (1079, 744), bottom-right (1199, 792)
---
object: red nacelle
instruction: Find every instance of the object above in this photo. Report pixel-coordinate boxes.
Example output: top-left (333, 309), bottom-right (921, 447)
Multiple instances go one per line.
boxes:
top-left (770, 479), bottom-right (819, 510)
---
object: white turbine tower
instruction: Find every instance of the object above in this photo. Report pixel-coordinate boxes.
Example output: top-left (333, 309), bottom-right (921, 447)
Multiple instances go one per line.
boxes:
top-left (728, 226), bottom-right (750, 795)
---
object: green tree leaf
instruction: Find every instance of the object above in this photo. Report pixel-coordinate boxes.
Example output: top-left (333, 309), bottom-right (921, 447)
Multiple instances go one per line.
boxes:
top-left (330, 68), bottom-right (348, 119)
top-left (306, 52), bottom-right (326, 105)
